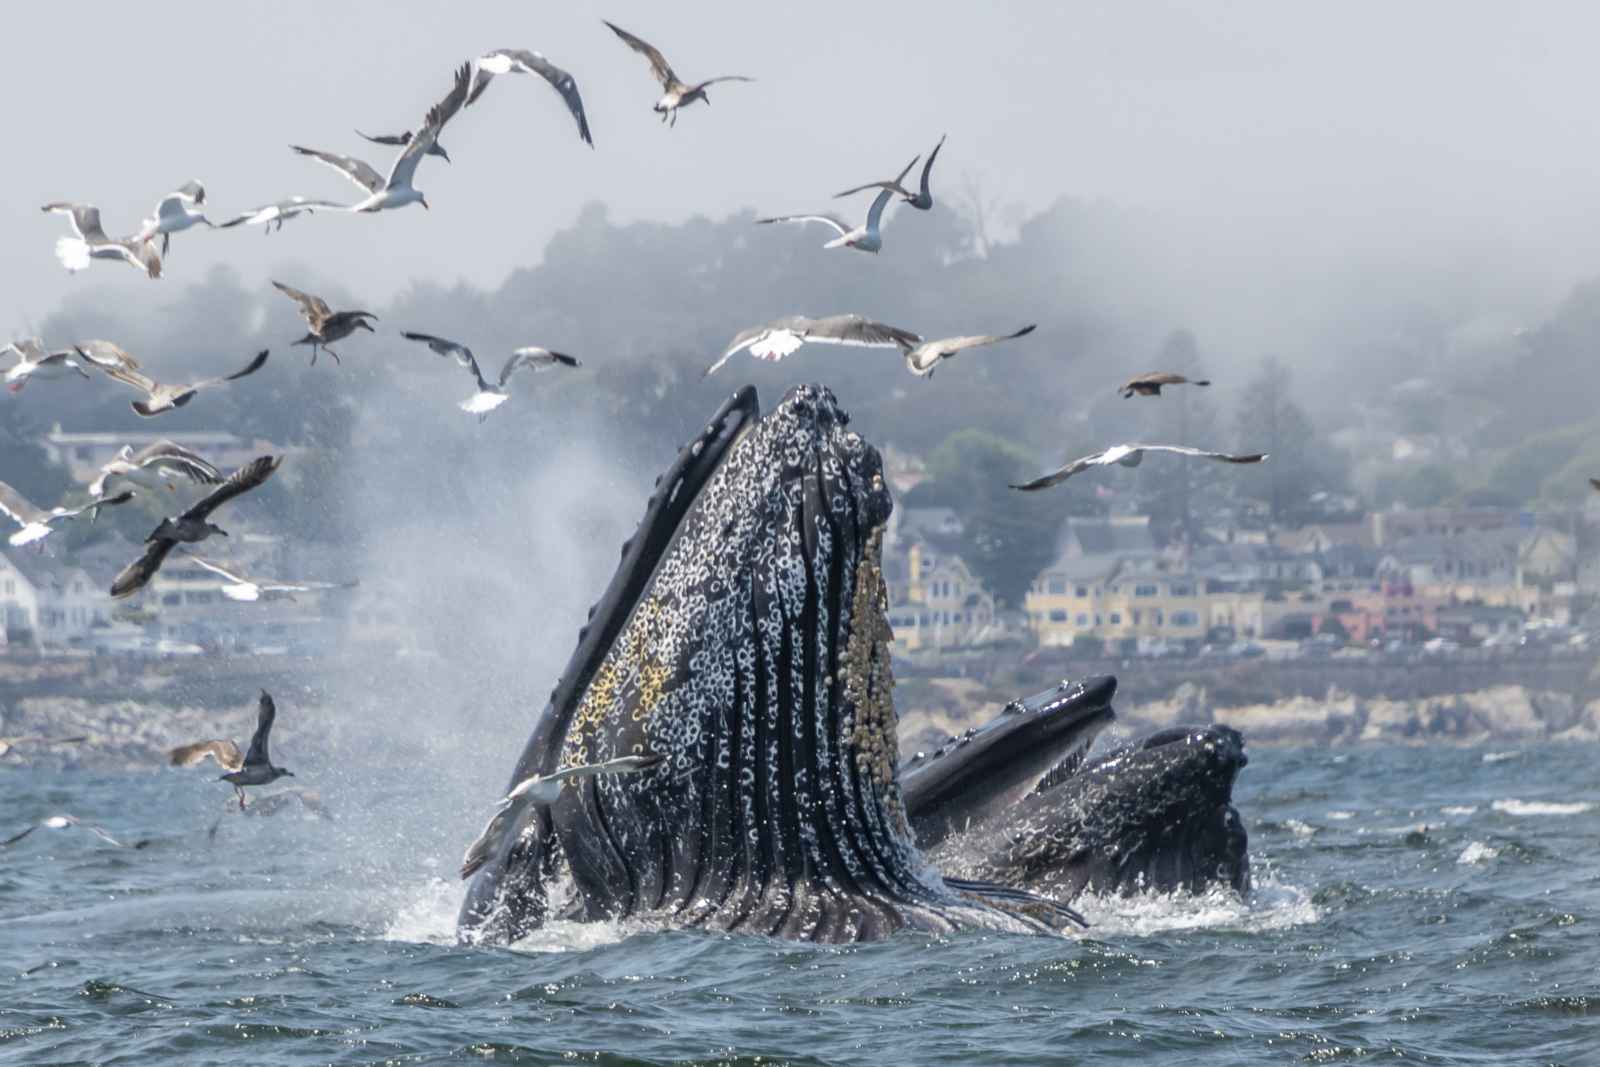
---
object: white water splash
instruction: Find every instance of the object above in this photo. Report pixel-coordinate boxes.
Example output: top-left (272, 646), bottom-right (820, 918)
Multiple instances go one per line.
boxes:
top-left (1282, 818), bottom-right (1317, 837)
top-left (1326, 810), bottom-right (1356, 821)
top-left (1491, 798), bottom-right (1594, 817)
top-left (1074, 873), bottom-right (1317, 937)
top-left (1457, 841), bottom-right (1499, 865)
top-left (1440, 805), bottom-right (1478, 816)
top-left (1482, 751), bottom-right (1521, 764)
top-left (381, 876), bottom-right (646, 954)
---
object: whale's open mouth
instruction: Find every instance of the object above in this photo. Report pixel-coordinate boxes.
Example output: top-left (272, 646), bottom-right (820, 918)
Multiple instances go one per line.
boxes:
top-left (459, 384), bottom-right (1055, 944)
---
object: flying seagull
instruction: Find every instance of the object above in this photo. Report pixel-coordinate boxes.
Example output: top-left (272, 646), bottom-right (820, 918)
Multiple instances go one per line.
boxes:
top-left (184, 554), bottom-right (358, 602)
top-left (2, 814), bottom-right (147, 850)
top-left (0, 482), bottom-right (134, 547)
top-left (3, 338), bottom-right (90, 393)
top-left (88, 441), bottom-right (222, 498)
top-left (704, 314), bottom-right (922, 378)
top-left (0, 735), bottom-right (87, 758)
top-left (137, 180), bottom-right (212, 255)
top-left (78, 341), bottom-right (269, 416)
top-left (168, 690), bottom-right (293, 809)
top-left (110, 456), bottom-right (281, 598)
top-left (756, 186), bottom-right (896, 253)
top-left (273, 282), bottom-right (376, 365)
top-left (835, 135), bottom-right (946, 211)
top-left (1010, 444), bottom-right (1268, 493)
top-left (354, 128), bottom-right (451, 163)
top-left (602, 20), bottom-right (753, 127)
top-left (401, 331), bottom-right (580, 420)
top-left (290, 61), bottom-right (469, 213)
top-left (467, 48), bottom-right (593, 146)
top-left (460, 753), bottom-right (664, 879)
top-left (41, 203), bottom-right (161, 278)
top-left (899, 324), bottom-right (1036, 378)
top-left (1119, 372), bottom-right (1212, 398)
top-left (217, 196), bottom-right (347, 234)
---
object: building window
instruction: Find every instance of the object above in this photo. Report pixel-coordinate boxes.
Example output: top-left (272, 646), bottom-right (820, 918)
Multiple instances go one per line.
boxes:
top-left (1131, 609), bottom-right (1142, 625)
top-left (1049, 609), bottom-right (1068, 622)
top-left (1075, 585), bottom-right (1089, 597)
top-left (1110, 613), bottom-right (1122, 624)
top-left (1135, 584), bottom-right (1157, 597)
top-left (1170, 583), bottom-right (1193, 597)
top-left (1047, 577), bottom-right (1067, 595)
top-left (1172, 611), bottom-right (1198, 626)
top-left (1076, 614), bottom-right (1089, 625)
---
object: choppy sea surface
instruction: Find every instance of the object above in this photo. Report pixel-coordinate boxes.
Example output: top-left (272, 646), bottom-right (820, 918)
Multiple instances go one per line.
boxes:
top-left (2, 743), bottom-right (1597, 1066)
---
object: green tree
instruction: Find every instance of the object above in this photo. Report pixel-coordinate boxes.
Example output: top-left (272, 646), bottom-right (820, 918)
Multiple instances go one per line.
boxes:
top-left (1235, 357), bottom-right (1348, 525)
top-left (919, 430), bottom-right (1072, 609)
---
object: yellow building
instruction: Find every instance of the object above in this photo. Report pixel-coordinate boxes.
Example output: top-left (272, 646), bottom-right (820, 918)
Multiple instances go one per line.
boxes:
top-left (883, 541), bottom-right (997, 652)
top-left (1027, 558), bottom-right (1263, 648)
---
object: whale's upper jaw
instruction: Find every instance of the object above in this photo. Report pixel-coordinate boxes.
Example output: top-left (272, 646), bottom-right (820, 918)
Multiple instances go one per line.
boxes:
top-left (900, 675), bottom-right (1118, 850)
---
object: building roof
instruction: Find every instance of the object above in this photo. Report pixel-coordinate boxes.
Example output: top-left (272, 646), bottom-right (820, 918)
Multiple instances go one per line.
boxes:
top-left (1060, 516), bottom-right (1156, 557)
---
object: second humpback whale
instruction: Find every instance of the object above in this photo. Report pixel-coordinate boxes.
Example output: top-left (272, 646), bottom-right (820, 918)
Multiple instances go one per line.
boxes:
top-left (458, 383), bottom-right (1251, 944)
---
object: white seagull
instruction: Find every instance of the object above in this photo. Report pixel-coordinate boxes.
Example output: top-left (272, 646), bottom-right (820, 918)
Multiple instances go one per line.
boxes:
top-left (1010, 444), bottom-right (1269, 492)
top-left (603, 20), bottom-right (753, 127)
top-left (467, 48), bottom-right (593, 146)
top-left (460, 753), bottom-right (664, 879)
top-left (41, 202), bottom-right (161, 278)
top-left (756, 186), bottom-right (896, 253)
top-left (217, 196), bottom-right (347, 234)
top-left (3, 338), bottom-right (90, 393)
top-left (290, 62), bottom-right (469, 214)
top-left (138, 180), bottom-right (213, 255)
top-left (703, 314), bottom-right (922, 377)
top-left (88, 441), bottom-right (223, 499)
top-left (77, 341), bottom-right (270, 417)
top-left (898, 324), bottom-right (1036, 378)
top-left (0, 481), bottom-right (134, 547)
top-left (2, 814), bottom-right (147, 850)
top-left (184, 554), bottom-right (358, 602)
top-left (401, 331), bottom-right (581, 420)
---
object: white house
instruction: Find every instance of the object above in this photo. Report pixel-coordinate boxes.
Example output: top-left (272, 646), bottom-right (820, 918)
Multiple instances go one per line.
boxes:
top-left (0, 549), bottom-right (113, 648)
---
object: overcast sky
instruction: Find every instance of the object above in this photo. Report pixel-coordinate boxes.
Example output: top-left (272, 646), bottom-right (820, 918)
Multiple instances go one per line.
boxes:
top-left (8, 1), bottom-right (1600, 336)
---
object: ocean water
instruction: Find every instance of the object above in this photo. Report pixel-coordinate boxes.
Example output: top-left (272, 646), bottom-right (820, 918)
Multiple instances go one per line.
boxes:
top-left (2, 743), bottom-right (1597, 1066)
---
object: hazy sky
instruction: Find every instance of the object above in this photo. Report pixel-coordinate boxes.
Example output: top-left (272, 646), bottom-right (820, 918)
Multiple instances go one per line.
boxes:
top-left (8, 1), bottom-right (1600, 334)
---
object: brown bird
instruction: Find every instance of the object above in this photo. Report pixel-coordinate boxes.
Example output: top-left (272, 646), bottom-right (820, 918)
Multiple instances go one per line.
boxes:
top-left (168, 690), bottom-right (293, 809)
top-left (110, 456), bottom-right (281, 598)
top-left (603, 20), bottom-right (753, 127)
top-left (1119, 372), bottom-right (1211, 398)
top-left (272, 281), bottom-right (377, 366)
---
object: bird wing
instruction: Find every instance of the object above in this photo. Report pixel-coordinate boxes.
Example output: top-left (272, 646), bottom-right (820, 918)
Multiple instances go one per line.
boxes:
top-left (150, 181), bottom-right (204, 226)
top-left (129, 440), bottom-right (223, 483)
top-left (37, 350), bottom-right (92, 379)
top-left (603, 21), bottom-right (679, 89)
top-left (0, 482), bottom-right (46, 526)
top-left (928, 324), bottom-right (1038, 354)
top-left (355, 129), bottom-right (412, 147)
top-left (400, 331), bottom-right (472, 365)
top-left (863, 187), bottom-right (895, 233)
top-left (51, 490), bottom-right (133, 524)
top-left (1123, 372), bottom-right (1189, 390)
top-left (919, 134), bottom-right (946, 199)
top-left (111, 538), bottom-right (177, 598)
top-left (82, 824), bottom-right (138, 848)
top-left (219, 198), bottom-right (345, 228)
top-left (3, 338), bottom-right (46, 363)
top-left (387, 62), bottom-right (470, 190)
top-left (1009, 452), bottom-right (1102, 492)
top-left (180, 454), bottom-right (281, 523)
top-left (290, 145), bottom-right (384, 194)
top-left (833, 178), bottom-right (914, 199)
top-left (273, 280), bottom-right (332, 324)
top-left (78, 344), bottom-right (159, 400)
top-left (184, 554), bottom-right (251, 585)
top-left (171, 180), bottom-right (205, 204)
top-left (500, 348), bottom-right (580, 387)
top-left (43, 202), bottom-right (109, 242)
top-left (754, 214), bottom-right (851, 237)
top-left (1, 825), bottom-right (39, 847)
top-left (169, 739), bottom-right (244, 771)
top-left (804, 314), bottom-right (923, 349)
top-left (688, 75), bottom-right (755, 93)
top-left (187, 349), bottom-right (270, 394)
top-left (506, 50), bottom-right (593, 146)
top-left (1137, 445), bottom-right (1269, 464)
top-left (242, 690), bottom-right (276, 767)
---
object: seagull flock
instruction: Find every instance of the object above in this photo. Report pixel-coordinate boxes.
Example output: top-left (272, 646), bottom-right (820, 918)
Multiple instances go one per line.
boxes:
top-left (4, 18), bottom-right (1284, 848)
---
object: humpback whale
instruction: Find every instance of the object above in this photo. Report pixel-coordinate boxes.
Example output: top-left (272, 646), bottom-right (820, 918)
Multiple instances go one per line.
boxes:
top-left (459, 384), bottom-right (1250, 943)
top-left (916, 722), bottom-right (1251, 902)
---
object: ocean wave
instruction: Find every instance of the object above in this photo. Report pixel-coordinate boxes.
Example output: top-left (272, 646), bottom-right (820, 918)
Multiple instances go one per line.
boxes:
top-left (1491, 799), bottom-right (1594, 817)
top-left (1075, 875), bottom-right (1317, 936)
top-left (1457, 841), bottom-right (1499, 865)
